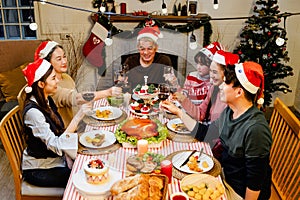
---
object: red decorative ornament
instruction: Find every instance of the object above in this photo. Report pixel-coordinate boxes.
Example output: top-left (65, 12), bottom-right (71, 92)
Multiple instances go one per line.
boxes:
top-left (277, 18), bottom-right (281, 23)
top-left (268, 53), bottom-right (271, 57)
top-left (272, 63), bottom-right (277, 67)
top-left (267, 32), bottom-right (272, 36)
top-left (238, 50), bottom-right (242, 55)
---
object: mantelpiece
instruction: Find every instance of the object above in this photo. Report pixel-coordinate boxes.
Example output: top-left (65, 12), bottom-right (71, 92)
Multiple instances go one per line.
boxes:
top-left (105, 13), bottom-right (211, 23)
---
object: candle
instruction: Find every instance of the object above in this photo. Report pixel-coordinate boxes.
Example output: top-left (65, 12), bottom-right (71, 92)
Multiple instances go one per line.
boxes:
top-left (137, 139), bottom-right (148, 156)
top-left (160, 159), bottom-right (172, 183)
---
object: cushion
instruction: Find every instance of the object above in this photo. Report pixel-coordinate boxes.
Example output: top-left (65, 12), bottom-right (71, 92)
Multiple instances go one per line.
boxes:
top-left (0, 63), bottom-right (28, 102)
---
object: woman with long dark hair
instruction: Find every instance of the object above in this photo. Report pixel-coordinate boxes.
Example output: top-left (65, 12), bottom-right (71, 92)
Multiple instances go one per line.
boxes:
top-left (21, 59), bottom-right (85, 187)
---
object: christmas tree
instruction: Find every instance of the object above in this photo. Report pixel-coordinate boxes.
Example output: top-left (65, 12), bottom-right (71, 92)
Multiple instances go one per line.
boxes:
top-left (234, 0), bottom-right (294, 107)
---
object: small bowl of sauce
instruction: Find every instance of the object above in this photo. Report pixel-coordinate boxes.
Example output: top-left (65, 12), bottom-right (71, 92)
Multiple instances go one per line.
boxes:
top-left (170, 192), bottom-right (189, 200)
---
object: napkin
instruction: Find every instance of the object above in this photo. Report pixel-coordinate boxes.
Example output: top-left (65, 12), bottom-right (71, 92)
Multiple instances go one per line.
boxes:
top-left (60, 132), bottom-right (78, 160)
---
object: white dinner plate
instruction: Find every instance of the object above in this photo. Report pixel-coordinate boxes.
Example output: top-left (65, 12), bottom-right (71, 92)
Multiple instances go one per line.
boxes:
top-left (172, 151), bottom-right (214, 174)
top-left (79, 130), bottom-right (116, 149)
top-left (72, 169), bottom-right (122, 197)
top-left (167, 118), bottom-right (190, 134)
top-left (91, 106), bottom-right (122, 121)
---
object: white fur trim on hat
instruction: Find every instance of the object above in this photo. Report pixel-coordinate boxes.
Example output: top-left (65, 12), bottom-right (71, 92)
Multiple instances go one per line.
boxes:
top-left (235, 63), bottom-right (259, 94)
top-left (91, 22), bottom-right (108, 41)
top-left (213, 52), bottom-right (226, 65)
top-left (39, 41), bottom-right (58, 58)
top-left (137, 33), bottom-right (159, 42)
top-left (200, 48), bottom-right (214, 60)
top-left (34, 60), bottom-right (52, 83)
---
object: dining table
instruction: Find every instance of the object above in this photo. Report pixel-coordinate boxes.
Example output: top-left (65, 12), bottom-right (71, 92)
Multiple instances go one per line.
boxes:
top-left (62, 98), bottom-right (227, 200)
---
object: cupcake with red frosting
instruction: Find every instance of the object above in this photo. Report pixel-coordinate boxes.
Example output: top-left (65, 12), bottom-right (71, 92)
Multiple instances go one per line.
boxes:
top-left (141, 105), bottom-right (150, 114)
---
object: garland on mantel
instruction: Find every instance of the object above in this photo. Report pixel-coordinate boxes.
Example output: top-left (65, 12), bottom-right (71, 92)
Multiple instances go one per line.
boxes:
top-left (93, 13), bottom-right (213, 46)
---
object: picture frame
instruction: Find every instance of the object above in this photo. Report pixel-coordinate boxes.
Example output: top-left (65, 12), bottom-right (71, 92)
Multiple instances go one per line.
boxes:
top-left (187, 0), bottom-right (198, 16)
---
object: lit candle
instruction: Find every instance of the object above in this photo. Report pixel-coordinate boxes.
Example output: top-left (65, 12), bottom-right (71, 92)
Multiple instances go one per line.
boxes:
top-left (137, 139), bottom-right (148, 156)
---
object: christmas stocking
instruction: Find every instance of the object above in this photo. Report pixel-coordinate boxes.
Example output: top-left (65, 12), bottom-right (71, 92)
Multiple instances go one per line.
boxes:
top-left (82, 22), bottom-right (108, 67)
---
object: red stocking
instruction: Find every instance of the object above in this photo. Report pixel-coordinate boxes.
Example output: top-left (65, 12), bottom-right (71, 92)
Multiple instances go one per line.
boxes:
top-left (82, 22), bottom-right (108, 67)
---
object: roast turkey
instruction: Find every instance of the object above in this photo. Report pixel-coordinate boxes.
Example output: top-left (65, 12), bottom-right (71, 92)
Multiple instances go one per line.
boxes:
top-left (120, 118), bottom-right (158, 139)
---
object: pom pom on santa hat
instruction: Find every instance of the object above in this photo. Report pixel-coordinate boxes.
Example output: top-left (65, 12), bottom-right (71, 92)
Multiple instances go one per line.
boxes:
top-left (213, 50), bottom-right (240, 66)
top-left (137, 26), bottom-right (163, 42)
top-left (199, 42), bottom-right (222, 60)
top-left (82, 22), bottom-right (109, 67)
top-left (235, 61), bottom-right (265, 105)
top-left (22, 58), bottom-right (52, 93)
top-left (34, 41), bottom-right (58, 61)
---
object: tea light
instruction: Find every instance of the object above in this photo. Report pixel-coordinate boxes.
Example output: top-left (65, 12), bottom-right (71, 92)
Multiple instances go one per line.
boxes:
top-left (160, 159), bottom-right (172, 183)
top-left (137, 139), bottom-right (148, 156)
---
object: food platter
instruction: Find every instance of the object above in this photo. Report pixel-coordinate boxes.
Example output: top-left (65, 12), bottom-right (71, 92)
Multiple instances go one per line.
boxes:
top-left (167, 118), bottom-right (190, 134)
top-left (79, 130), bottom-right (116, 149)
top-left (91, 106), bottom-right (122, 121)
top-left (172, 151), bottom-right (214, 174)
top-left (114, 118), bottom-right (168, 148)
top-left (126, 152), bottom-right (165, 174)
top-left (72, 169), bottom-right (122, 198)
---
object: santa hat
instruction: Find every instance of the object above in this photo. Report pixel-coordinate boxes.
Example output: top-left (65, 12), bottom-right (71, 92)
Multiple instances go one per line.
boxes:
top-left (137, 26), bottom-right (163, 42)
top-left (82, 22), bottom-right (108, 67)
top-left (235, 62), bottom-right (265, 105)
top-left (199, 42), bottom-right (222, 60)
top-left (213, 50), bottom-right (240, 66)
top-left (34, 41), bottom-right (58, 61)
top-left (22, 59), bottom-right (51, 93)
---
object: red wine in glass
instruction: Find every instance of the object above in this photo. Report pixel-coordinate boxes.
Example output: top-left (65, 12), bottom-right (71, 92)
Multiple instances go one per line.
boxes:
top-left (82, 92), bottom-right (95, 102)
top-left (158, 83), bottom-right (170, 101)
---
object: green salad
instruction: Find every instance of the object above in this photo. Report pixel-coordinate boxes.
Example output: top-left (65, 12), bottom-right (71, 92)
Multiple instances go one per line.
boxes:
top-left (114, 119), bottom-right (168, 146)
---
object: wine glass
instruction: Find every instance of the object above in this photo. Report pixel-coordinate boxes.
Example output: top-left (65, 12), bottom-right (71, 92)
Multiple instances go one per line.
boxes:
top-left (158, 83), bottom-right (170, 118)
top-left (163, 66), bottom-right (178, 93)
top-left (158, 83), bottom-right (170, 102)
top-left (81, 86), bottom-right (95, 102)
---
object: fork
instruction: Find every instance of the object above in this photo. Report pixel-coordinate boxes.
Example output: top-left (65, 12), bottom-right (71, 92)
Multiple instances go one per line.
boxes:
top-left (197, 148), bottom-right (204, 162)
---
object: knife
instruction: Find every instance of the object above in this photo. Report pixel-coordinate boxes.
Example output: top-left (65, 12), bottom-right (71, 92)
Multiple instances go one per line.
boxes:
top-left (180, 150), bottom-right (196, 168)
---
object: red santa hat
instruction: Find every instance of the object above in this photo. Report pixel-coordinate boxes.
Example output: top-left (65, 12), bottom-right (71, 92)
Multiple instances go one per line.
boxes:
top-left (235, 61), bottom-right (265, 105)
top-left (22, 58), bottom-right (52, 93)
top-left (82, 22), bottom-right (108, 67)
top-left (200, 42), bottom-right (222, 60)
top-left (137, 26), bottom-right (163, 42)
top-left (34, 41), bottom-right (58, 61)
top-left (213, 50), bottom-right (240, 66)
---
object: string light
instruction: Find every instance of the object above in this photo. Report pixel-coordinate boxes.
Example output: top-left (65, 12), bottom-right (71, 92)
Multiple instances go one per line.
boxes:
top-left (29, 0), bottom-right (38, 30)
top-left (105, 31), bottom-right (113, 46)
top-left (213, 0), bottom-right (219, 10)
top-left (100, 0), bottom-right (106, 13)
top-left (162, 0), bottom-right (167, 15)
top-left (276, 29), bottom-right (286, 46)
top-left (189, 31), bottom-right (197, 50)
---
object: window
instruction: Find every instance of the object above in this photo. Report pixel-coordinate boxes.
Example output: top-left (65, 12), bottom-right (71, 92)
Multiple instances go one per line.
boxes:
top-left (0, 0), bottom-right (36, 40)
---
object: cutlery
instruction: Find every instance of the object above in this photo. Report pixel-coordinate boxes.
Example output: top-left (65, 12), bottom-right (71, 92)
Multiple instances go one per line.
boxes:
top-left (180, 150), bottom-right (196, 168)
top-left (197, 148), bottom-right (204, 163)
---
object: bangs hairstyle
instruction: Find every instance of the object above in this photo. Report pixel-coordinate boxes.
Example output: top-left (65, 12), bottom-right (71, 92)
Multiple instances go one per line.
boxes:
top-left (194, 51), bottom-right (212, 67)
top-left (224, 65), bottom-right (257, 103)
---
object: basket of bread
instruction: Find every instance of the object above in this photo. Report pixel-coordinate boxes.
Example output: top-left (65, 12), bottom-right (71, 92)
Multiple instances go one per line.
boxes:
top-left (110, 173), bottom-right (168, 200)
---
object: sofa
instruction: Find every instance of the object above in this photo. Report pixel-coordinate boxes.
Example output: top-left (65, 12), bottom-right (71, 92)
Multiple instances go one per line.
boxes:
top-left (0, 40), bottom-right (41, 120)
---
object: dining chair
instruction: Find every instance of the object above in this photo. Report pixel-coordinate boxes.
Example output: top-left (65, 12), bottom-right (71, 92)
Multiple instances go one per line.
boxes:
top-left (17, 85), bottom-right (27, 114)
top-left (0, 105), bottom-right (64, 200)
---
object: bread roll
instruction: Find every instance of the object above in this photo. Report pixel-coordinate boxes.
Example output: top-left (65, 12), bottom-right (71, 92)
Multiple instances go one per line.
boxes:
top-left (110, 174), bottom-right (140, 195)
